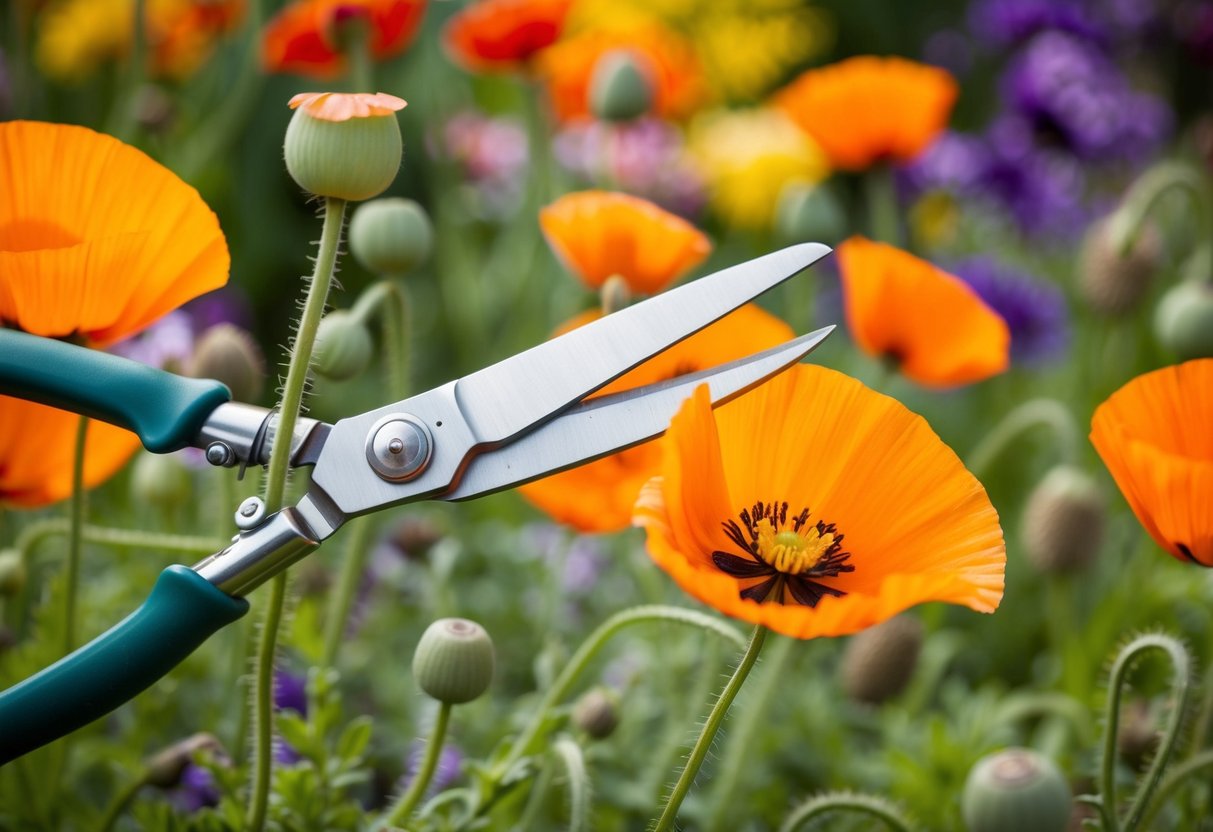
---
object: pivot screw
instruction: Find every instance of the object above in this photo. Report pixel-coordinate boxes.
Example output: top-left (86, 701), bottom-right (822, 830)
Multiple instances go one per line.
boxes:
top-left (234, 496), bottom-right (266, 530)
top-left (205, 441), bottom-right (237, 467)
top-left (366, 414), bottom-right (433, 482)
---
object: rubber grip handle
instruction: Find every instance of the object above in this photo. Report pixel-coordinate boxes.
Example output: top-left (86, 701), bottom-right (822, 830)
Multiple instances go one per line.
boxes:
top-left (0, 566), bottom-right (248, 765)
top-left (0, 328), bottom-right (230, 452)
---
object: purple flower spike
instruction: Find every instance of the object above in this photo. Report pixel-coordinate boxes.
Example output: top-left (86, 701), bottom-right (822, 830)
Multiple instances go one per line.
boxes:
top-left (274, 667), bottom-right (308, 716)
top-left (969, 0), bottom-right (1106, 47)
top-left (174, 763), bottom-right (220, 812)
top-left (948, 256), bottom-right (1070, 365)
top-left (401, 741), bottom-right (464, 797)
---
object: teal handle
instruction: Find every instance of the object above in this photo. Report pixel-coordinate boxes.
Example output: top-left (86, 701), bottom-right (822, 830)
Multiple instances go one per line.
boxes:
top-left (0, 566), bottom-right (248, 765)
top-left (0, 329), bottom-right (230, 453)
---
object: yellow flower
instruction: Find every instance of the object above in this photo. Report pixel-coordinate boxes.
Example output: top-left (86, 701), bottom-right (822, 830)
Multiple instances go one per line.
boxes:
top-left (688, 107), bottom-right (829, 230)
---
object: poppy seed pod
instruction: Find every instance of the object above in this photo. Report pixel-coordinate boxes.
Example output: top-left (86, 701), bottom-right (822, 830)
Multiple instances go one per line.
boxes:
top-left (349, 198), bottom-right (434, 276)
top-left (776, 183), bottom-right (845, 244)
top-left (840, 614), bottom-right (924, 705)
top-left (131, 452), bottom-right (192, 510)
top-left (571, 687), bottom-right (620, 739)
top-left (312, 311), bottom-right (374, 381)
top-left (962, 748), bottom-right (1072, 832)
top-left (589, 51), bottom-right (654, 122)
top-left (412, 618), bottom-right (495, 704)
top-left (1020, 465), bottom-right (1104, 575)
top-left (284, 93), bottom-right (404, 201)
top-left (0, 550), bottom-right (26, 597)
top-left (1154, 280), bottom-right (1213, 360)
top-left (1078, 218), bottom-right (1161, 316)
top-left (189, 324), bottom-right (266, 404)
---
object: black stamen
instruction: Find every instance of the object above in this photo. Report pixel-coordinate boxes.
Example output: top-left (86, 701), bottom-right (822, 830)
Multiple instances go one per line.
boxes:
top-left (1177, 542), bottom-right (1203, 566)
top-left (712, 551), bottom-right (774, 578)
top-left (740, 575), bottom-right (780, 602)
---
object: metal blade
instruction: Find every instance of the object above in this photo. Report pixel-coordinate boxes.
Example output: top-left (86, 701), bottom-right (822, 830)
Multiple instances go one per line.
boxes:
top-left (452, 243), bottom-right (831, 446)
top-left (442, 325), bottom-right (834, 501)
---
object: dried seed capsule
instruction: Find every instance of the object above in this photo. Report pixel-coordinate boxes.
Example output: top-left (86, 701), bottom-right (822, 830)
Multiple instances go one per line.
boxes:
top-left (572, 687), bottom-right (620, 739)
top-left (1021, 465), bottom-right (1104, 575)
top-left (412, 618), bottom-right (495, 704)
top-left (189, 324), bottom-right (266, 404)
top-left (589, 51), bottom-right (653, 122)
top-left (840, 614), bottom-right (923, 705)
top-left (1154, 280), bottom-right (1213, 360)
top-left (349, 197), bottom-right (433, 276)
top-left (962, 748), bottom-right (1072, 832)
top-left (312, 311), bottom-right (374, 381)
top-left (1078, 217), bottom-right (1161, 316)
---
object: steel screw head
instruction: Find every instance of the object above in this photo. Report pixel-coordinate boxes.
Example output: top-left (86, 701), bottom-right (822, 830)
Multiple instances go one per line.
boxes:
top-left (206, 441), bottom-right (236, 467)
top-left (366, 414), bottom-right (433, 482)
top-left (234, 496), bottom-right (266, 530)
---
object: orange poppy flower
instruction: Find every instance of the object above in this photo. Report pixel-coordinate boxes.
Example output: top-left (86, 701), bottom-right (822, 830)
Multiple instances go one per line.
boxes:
top-left (262, 0), bottom-right (427, 80)
top-left (443, 0), bottom-right (573, 74)
top-left (1091, 360), bottom-right (1213, 566)
top-left (773, 56), bottom-right (957, 171)
top-left (634, 365), bottom-right (1006, 639)
top-left (0, 121), bottom-right (229, 347)
top-left (535, 24), bottom-right (705, 122)
top-left (520, 304), bottom-right (794, 532)
top-left (289, 90), bottom-right (407, 120)
top-left (836, 237), bottom-right (1009, 388)
top-left (541, 191), bottom-right (711, 294)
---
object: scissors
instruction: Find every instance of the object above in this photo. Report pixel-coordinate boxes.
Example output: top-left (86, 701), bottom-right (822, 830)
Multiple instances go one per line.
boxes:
top-left (0, 243), bottom-right (831, 764)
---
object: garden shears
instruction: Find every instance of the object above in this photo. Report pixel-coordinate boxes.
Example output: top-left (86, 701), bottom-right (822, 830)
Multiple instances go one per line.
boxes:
top-left (0, 242), bottom-right (832, 764)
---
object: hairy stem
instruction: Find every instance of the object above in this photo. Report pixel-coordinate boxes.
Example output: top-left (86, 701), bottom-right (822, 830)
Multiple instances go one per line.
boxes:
top-left (778, 792), bottom-right (913, 832)
top-left (966, 398), bottom-right (1081, 478)
top-left (384, 702), bottom-right (452, 829)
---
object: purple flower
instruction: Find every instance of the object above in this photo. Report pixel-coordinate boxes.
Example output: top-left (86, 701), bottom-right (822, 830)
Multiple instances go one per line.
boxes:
top-left (182, 287), bottom-right (254, 334)
top-left (948, 257), bottom-right (1070, 365)
top-left (969, 0), bottom-right (1106, 47)
top-left (401, 741), bottom-right (463, 797)
top-left (109, 310), bottom-right (195, 370)
top-left (430, 111), bottom-right (529, 221)
top-left (275, 667), bottom-right (308, 715)
top-left (174, 763), bottom-right (220, 812)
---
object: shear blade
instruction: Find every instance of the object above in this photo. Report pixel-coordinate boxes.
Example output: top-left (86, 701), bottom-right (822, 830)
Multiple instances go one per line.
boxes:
top-left (443, 325), bottom-right (834, 501)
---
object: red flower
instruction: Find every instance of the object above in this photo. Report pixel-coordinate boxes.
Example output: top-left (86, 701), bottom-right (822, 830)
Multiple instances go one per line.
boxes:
top-left (444, 0), bottom-right (573, 74)
top-left (262, 0), bottom-right (428, 80)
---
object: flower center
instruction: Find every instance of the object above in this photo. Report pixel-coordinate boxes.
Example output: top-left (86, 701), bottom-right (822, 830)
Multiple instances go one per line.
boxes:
top-left (712, 500), bottom-right (854, 607)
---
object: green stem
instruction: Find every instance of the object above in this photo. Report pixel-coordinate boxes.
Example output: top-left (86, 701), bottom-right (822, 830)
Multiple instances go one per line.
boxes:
top-left (351, 278), bottom-right (411, 401)
top-left (864, 164), bottom-right (901, 246)
top-left (552, 736), bottom-right (590, 832)
top-left (778, 792), bottom-right (913, 832)
top-left (652, 625), bottom-right (768, 832)
top-left (1109, 161), bottom-right (1213, 257)
top-left (965, 398), bottom-right (1081, 478)
top-left (321, 517), bottom-right (374, 667)
top-left (1139, 749), bottom-right (1213, 830)
top-left (62, 417), bottom-right (89, 655)
top-left (384, 702), bottom-right (452, 828)
top-left (97, 772), bottom-right (149, 832)
top-left (512, 756), bottom-right (554, 832)
top-left (349, 20), bottom-right (375, 92)
top-left (643, 637), bottom-right (721, 800)
top-left (247, 196), bottom-right (348, 832)
top-left (17, 520), bottom-right (224, 559)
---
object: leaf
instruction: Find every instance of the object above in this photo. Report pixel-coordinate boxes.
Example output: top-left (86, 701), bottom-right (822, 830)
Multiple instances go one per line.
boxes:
top-left (336, 715), bottom-right (374, 762)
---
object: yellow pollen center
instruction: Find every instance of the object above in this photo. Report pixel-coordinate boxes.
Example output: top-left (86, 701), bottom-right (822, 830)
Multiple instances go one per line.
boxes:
top-left (754, 518), bottom-right (836, 575)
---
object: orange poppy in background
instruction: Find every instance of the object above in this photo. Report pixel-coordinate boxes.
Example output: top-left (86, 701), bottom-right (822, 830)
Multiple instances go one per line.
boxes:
top-left (1091, 360), bottom-right (1213, 566)
top-left (774, 56), bottom-right (957, 171)
top-left (836, 237), bottom-right (1009, 388)
top-left (0, 121), bottom-right (229, 507)
top-left (541, 191), bottom-right (711, 294)
top-left (634, 365), bottom-right (1006, 639)
top-left (262, 0), bottom-right (427, 80)
top-left (444, 0), bottom-right (573, 74)
top-left (520, 304), bottom-right (794, 532)
top-left (536, 24), bottom-right (705, 122)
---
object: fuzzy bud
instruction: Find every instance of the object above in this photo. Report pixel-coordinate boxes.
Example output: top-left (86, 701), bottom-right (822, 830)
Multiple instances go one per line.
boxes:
top-left (1078, 217), bottom-right (1161, 316)
top-left (144, 733), bottom-right (224, 788)
top-left (412, 618), bottom-right (495, 704)
top-left (312, 311), bottom-right (374, 381)
top-left (1154, 280), bottom-right (1213, 360)
top-left (776, 183), bottom-right (845, 244)
top-left (572, 687), bottom-right (620, 739)
top-left (349, 197), bottom-right (434, 276)
top-left (284, 93), bottom-right (404, 201)
top-left (962, 748), bottom-right (1072, 832)
top-left (189, 324), bottom-right (266, 404)
top-left (589, 51), bottom-right (654, 122)
top-left (1021, 465), bottom-right (1105, 575)
top-left (0, 550), bottom-right (26, 597)
top-left (840, 614), bottom-right (924, 705)
top-left (131, 452), bottom-right (192, 511)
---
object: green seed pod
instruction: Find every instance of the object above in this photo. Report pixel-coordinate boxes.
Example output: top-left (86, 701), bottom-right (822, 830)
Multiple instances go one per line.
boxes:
top-left (0, 550), bottom-right (27, 597)
top-left (776, 183), bottom-right (846, 244)
top-left (571, 687), bottom-right (620, 739)
top-left (312, 311), bottom-right (374, 381)
top-left (962, 748), bottom-right (1072, 832)
top-left (131, 451), bottom-right (192, 511)
top-left (1078, 217), bottom-right (1161, 316)
top-left (144, 733), bottom-right (223, 788)
top-left (189, 324), bottom-right (266, 404)
top-left (412, 618), bottom-right (495, 704)
top-left (1154, 280), bottom-right (1213, 360)
top-left (284, 96), bottom-right (403, 201)
top-left (349, 198), bottom-right (434, 276)
top-left (589, 51), bottom-right (654, 122)
top-left (840, 614), bottom-right (924, 705)
top-left (1020, 465), bottom-right (1104, 575)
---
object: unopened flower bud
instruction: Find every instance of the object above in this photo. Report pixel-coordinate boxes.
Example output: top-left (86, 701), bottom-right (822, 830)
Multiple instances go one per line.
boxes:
top-left (144, 733), bottom-right (224, 788)
top-left (412, 618), bottom-right (495, 704)
top-left (0, 550), bottom-right (26, 596)
top-left (189, 324), bottom-right (266, 404)
top-left (1154, 280), bottom-right (1213, 360)
top-left (572, 687), bottom-right (620, 739)
top-left (131, 452), bottom-right (192, 510)
top-left (1021, 465), bottom-right (1104, 575)
top-left (133, 85), bottom-right (176, 135)
top-left (840, 614), bottom-right (923, 705)
top-left (284, 92), bottom-right (405, 201)
top-left (388, 515), bottom-right (446, 561)
top-left (962, 748), bottom-right (1072, 832)
top-left (589, 51), bottom-right (654, 122)
top-left (1078, 217), bottom-right (1161, 316)
top-left (776, 183), bottom-right (845, 244)
top-left (349, 198), bottom-right (433, 275)
top-left (312, 311), bottom-right (373, 381)
top-left (600, 274), bottom-right (631, 314)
